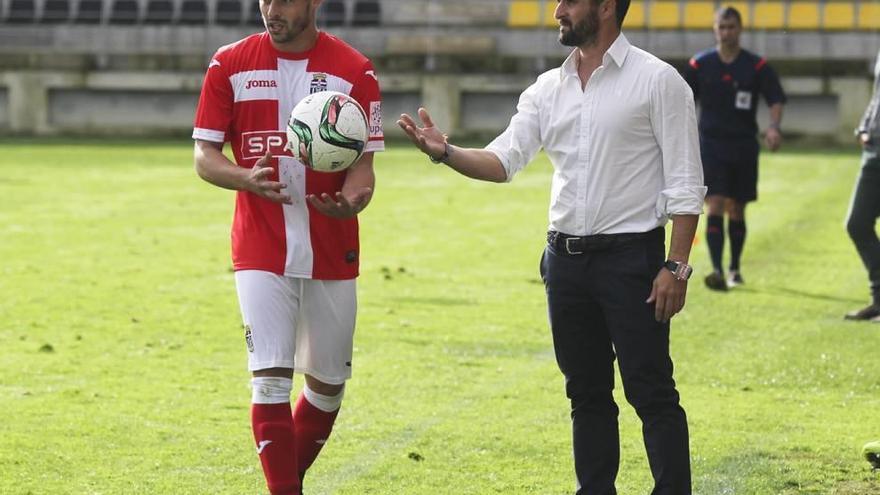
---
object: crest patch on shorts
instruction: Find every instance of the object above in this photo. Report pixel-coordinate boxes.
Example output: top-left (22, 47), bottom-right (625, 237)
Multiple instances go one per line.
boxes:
top-left (244, 325), bottom-right (255, 353)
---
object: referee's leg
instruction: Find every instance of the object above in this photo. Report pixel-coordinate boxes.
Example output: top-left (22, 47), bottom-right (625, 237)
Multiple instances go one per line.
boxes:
top-left (593, 237), bottom-right (692, 495)
top-left (541, 246), bottom-right (620, 495)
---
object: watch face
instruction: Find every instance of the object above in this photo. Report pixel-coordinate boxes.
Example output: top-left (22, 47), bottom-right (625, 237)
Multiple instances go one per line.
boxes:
top-left (666, 261), bottom-right (692, 280)
top-left (679, 265), bottom-right (693, 280)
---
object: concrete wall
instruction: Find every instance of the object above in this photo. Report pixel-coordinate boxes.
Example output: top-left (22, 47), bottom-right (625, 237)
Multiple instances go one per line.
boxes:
top-left (0, 69), bottom-right (872, 143)
top-left (49, 89), bottom-right (199, 133)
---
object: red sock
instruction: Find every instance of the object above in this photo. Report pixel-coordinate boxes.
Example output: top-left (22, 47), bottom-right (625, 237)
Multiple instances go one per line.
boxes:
top-left (252, 403), bottom-right (300, 495)
top-left (292, 392), bottom-right (340, 480)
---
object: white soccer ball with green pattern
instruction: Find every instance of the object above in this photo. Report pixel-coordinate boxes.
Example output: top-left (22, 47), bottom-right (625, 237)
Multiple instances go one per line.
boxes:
top-left (285, 91), bottom-right (368, 173)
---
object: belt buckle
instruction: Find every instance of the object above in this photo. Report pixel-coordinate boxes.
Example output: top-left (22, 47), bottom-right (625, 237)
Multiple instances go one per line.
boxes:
top-left (565, 237), bottom-right (584, 255)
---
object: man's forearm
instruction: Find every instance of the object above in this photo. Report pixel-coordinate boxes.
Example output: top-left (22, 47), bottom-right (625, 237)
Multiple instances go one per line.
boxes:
top-left (768, 103), bottom-right (784, 128)
top-left (440, 145), bottom-right (508, 183)
top-left (668, 214), bottom-right (699, 262)
top-left (194, 141), bottom-right (248, 191)
top-left (341, 153), bottom-right (376, 211)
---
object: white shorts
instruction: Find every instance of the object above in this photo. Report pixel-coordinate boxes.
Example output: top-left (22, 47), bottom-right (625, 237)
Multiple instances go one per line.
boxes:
top-left (234, 270), bottom-right (357, 384)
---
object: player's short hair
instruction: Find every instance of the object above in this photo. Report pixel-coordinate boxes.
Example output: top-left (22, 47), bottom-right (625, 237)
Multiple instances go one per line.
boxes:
top-left (715, 6), bottom-right (742, 25)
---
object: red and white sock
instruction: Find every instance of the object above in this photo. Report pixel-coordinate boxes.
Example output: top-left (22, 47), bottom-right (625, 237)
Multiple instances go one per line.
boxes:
top-left (292, 384), bottom-right (343, 480)
top-left (251, 377), bottom-right (300, 495)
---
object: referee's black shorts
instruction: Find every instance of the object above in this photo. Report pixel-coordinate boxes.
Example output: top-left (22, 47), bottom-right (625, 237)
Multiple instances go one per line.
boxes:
top-left (699, 136), bottom-right (760, 203)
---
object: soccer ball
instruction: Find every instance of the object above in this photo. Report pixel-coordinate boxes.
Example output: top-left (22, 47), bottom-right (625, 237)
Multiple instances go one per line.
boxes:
top-left (285, 91), bottom-right (368, 173)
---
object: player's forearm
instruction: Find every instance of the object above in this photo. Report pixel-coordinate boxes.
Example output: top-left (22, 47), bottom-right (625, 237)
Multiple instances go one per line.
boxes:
top-left (342, 154), bottom-right (375, 209)
top-left (194, 141), bottom-right (249, 191)
top-left (441, 145), bottom-right (508, 183)
top-left (768, 103), bottom-right (784, 128)
top-left (667, 214), bottom-right (699, 263)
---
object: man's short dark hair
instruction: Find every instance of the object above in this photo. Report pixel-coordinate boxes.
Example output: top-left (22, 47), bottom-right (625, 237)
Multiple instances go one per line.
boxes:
top-left (715, 6), bottom-right (742, 25)
top-left (615, 0), bottom-right (630, 28)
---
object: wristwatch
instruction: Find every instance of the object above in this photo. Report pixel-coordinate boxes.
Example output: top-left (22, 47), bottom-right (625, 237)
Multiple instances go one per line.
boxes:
top-left (664, 260), bottom-right (693, 281)
top-left (429, 142), bottom-right (451, 164)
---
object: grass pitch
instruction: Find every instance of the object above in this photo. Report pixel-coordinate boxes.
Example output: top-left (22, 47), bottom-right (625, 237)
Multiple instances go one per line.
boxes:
top-left (1, 140), bottom-right (879, 494)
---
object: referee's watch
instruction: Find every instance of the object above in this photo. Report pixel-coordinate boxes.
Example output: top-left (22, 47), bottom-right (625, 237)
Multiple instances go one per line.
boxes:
top-left (664, 260), bottom-right (693, 281)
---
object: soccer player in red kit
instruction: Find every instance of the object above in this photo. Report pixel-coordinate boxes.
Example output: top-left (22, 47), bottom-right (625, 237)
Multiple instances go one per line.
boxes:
top-left (192, 0), bottom-right (383, 493)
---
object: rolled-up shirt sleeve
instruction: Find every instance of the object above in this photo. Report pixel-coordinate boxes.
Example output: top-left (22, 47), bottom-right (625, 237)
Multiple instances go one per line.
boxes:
top-left (485, 80), bottom-right (544, 182)
top-left (861, 53), bottom-right (880, 138)
top-left (651, 66), bottom-right (707, 216)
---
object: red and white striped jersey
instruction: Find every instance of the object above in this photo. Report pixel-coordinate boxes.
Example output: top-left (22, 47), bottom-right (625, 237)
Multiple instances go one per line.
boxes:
top-left (193, 31), bottom-right (384, 280)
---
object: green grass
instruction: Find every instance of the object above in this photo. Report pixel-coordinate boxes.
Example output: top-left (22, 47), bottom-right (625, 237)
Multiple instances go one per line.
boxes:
top-left (1, 140), bottom-right (879, 494)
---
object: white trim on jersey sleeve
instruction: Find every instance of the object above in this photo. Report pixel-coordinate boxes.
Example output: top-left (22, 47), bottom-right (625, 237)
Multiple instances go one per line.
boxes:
top-left (364, 141), bottom-right (385, 153)
top-left (193, 128), bottom-right (226, 142)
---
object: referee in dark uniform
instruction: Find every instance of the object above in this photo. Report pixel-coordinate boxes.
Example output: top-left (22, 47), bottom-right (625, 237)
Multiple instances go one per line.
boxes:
top-left (684, 6), bottom-right (787, 291)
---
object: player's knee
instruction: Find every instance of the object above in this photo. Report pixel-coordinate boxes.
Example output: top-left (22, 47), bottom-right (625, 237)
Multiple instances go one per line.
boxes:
top-left (251, 375), bottom-right (293, 404)
top-left (305, 374), bottom-right (344, 396)
top-left (724, 200), bottom-right (745, 219)
top-left (303, 381), bottom-right (345, 412)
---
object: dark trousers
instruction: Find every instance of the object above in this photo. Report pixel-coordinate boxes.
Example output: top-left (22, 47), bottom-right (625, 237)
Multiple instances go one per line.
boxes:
top-left (846, 147), bottom-right (880, 303)
top-left (540, 229), bottom-right (691, 495)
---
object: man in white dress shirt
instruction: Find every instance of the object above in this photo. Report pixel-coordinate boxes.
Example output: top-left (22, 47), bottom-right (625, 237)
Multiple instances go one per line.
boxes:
top-left (398, 0), bottom-right (705, 493)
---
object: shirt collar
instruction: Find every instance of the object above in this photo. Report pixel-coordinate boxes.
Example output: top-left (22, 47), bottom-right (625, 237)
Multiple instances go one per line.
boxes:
top-left (559, 32), bottom-right (631, 81)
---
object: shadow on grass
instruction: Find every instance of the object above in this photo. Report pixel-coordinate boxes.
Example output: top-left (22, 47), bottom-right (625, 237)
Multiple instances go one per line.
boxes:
top-left (389, 296), bottom-right (477, 307)
top-left (734, 285), bottom-right (864, 304)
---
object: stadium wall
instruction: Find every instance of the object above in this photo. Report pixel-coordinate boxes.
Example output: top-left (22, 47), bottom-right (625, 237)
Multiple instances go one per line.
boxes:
top-left (1, 0), bottom-right (879, 143)
top-left (0, 68), bottom-right (872, 143)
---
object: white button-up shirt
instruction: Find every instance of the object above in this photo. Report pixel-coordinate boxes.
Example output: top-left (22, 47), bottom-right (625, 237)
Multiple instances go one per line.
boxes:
top-left (486, 34), bottom-right (706, 236)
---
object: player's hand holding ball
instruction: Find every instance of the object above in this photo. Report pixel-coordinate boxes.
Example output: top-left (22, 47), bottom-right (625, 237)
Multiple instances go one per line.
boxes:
top-left (397, 108), bottom-right (448, 161)
top-left (247, 152), bottom-right (292, 204)
top-left (306, 188), bottom-right (372, 219)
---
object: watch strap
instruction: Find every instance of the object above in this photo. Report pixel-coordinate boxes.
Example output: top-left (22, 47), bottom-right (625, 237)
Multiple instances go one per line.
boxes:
top-left (429, 142), bottom-right (450, 164)
top-left (664, 260), bottom-right (693, 281)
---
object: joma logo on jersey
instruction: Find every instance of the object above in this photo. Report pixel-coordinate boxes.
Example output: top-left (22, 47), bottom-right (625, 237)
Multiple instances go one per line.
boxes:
top-left (245, 80), bottom-right (278, 90)
top-left (241, 131), bottom-right (294, 160)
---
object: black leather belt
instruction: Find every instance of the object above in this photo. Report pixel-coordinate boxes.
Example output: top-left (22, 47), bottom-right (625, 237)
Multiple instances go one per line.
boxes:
top-left (547, 228), bottom-right (662, 255)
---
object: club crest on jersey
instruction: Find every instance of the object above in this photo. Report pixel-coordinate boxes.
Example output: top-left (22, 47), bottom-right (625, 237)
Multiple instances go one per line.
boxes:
top-left (310, 73), bottom-right (328, 94)
top-left (245, 79), bottom-right (277, 90)
top-left (244, 325), bottom-right (254, 353)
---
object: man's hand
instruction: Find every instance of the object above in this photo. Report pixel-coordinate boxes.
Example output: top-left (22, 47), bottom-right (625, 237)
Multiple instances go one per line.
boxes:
top-left (397, 108), bottom-right (448, 160)
top-left (858, 132), bottom-right (871, 149)
top-left (765, 127), bottom-right (782, 152)
top-left (246, 152), bottom-right (292, 204)
top-left (306, 187), bottom-right (373, 218)
top-left (646, 268), bottom-right (688, 323)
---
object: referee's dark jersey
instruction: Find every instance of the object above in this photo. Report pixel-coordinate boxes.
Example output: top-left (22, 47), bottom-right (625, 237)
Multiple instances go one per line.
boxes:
top-left (683, 48), bottom-right (787, 140)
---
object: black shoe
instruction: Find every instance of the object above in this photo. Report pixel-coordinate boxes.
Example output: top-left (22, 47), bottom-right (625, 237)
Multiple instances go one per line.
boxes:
top-left (727, 271), bottom-right (744, 288)
top-left (844, 304), bottom-right (880, 320)
top-left (704, 271), bottom-right (728, 291)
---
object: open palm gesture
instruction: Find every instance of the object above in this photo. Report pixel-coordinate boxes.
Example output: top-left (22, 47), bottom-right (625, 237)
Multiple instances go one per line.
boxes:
top-left (397, 108), bottom-right (447, 160)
